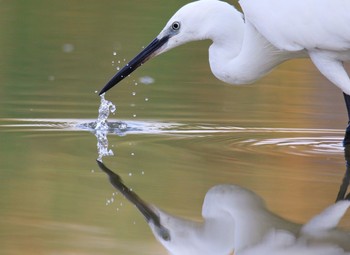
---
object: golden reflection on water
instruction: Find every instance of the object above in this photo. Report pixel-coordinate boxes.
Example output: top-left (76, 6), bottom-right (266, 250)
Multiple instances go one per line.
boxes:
top-left (0, 1), bottom-right (349, 255)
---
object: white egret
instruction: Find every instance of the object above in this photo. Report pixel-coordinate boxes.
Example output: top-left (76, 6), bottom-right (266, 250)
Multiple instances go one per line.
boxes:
top-left (98, 0), bottom-right (350, 143)
top-left (97, 160), bottom-right (350, 255)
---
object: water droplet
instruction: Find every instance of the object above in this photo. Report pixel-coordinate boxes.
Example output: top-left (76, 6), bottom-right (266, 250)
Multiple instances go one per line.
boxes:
top-left (139, 76), bottom-right (155, 85)
top-left (62, 43), bottom-right (74, 53)
top-left (119, 123), bottom-right (128, 130)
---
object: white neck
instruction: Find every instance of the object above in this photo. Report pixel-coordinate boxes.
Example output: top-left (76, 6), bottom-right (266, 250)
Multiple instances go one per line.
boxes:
top-left (209, 21), bottom-right (304, 85)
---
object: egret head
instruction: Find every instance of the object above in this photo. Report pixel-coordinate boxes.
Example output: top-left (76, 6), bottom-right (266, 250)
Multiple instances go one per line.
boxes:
top-left (99, 0), bottom-right (242, 95)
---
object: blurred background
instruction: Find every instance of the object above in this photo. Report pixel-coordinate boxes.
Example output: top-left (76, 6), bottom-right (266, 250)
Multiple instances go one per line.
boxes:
top-left (0, 1), bottom-right (348, 254)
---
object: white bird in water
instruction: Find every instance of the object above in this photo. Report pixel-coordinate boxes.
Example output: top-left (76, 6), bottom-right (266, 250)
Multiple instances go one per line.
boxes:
top-left (98, 0), bottom-right (350, 144)
top-left (97, 160), bottom-right (350, 255)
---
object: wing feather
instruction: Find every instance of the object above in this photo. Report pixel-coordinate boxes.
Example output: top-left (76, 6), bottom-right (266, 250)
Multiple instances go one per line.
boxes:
top-left (240, 0), bottom-right (350, 51)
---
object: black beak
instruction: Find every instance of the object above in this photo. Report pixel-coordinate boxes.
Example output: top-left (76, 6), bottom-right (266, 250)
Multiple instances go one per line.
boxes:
top-left (99, 36), bottom-right (170, 95)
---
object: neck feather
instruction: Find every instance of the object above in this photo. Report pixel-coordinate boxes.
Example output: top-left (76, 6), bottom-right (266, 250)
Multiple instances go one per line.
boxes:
top-left (209, 22), bottom-right (297, 85)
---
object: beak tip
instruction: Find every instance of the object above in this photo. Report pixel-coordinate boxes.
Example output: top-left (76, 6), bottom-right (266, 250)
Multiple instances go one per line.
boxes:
top-left (99, 82), bottom-right (115, 95)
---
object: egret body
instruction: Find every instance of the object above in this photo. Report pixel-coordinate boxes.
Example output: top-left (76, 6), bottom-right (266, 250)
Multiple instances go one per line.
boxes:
top-left (100, 0), bottom-right (350, 96)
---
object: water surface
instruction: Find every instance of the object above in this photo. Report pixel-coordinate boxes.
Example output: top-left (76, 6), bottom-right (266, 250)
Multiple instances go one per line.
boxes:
top-left (0, 1), bottom-right (349, 254)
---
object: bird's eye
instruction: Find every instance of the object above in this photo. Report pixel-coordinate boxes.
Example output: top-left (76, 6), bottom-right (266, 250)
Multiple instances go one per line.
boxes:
top-left (171, 21), bottom-right (181, 31)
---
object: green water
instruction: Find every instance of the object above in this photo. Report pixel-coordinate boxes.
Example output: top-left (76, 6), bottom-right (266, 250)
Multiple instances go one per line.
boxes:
top-left (0, 1), bottom-right (349, 254)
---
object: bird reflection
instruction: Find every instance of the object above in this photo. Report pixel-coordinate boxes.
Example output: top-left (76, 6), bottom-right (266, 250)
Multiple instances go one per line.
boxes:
top-left (336, 144), bottom-right (350, 201)
top-left (97, 160), bottom-right (170, 241)
top-left (97, 160), bottom-right (350, 255)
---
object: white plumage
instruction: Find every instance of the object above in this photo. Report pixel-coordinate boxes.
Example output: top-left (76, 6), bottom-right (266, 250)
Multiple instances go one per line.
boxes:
top-left (240, 0), bottom-right (350, 51)
top-left (98, 161), bottom-right (350, 255)
top-left (150, 186), bottom-right (350, 255)
top-left (100, 0), bottom-right (350, 97)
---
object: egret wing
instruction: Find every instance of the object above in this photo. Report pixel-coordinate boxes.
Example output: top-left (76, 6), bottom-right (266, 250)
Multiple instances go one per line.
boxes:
top-left (240, 0), bottom-right (350, 51)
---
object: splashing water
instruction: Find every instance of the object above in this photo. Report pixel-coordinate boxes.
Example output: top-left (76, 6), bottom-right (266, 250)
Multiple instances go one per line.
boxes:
top-left (76, 93), bottom-right (128, 160)
top-left (95, 94), bottom-right (116, 130)
top-left (95, 129), bottom-right (114, 161)
top-left (95, 94), bottom-right (116, 161)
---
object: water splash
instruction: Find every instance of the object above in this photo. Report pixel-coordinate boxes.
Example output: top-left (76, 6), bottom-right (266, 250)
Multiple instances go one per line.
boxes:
top-left (94, 94), bottom-right (117, 161)
top-left (95, 128), bottom-right (114, 161)
top-left (95, 94), bottom-right (116, 130)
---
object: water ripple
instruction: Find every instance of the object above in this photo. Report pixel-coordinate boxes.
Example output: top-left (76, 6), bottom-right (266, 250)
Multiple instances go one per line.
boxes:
top-left (242, 136), bottom-right (343, 156)
top-left (0, 118), bottom-right (344, 156)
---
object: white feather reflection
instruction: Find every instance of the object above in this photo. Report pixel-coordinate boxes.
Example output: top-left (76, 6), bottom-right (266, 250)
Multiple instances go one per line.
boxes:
top-left (239, 229), bottom-right (349, 255)
top-left (97, 161), bottom-right (350, 255)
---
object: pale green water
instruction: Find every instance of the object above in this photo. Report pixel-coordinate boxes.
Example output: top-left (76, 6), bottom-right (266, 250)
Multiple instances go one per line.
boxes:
top-left (0, 1), bottom-right (349, 255)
